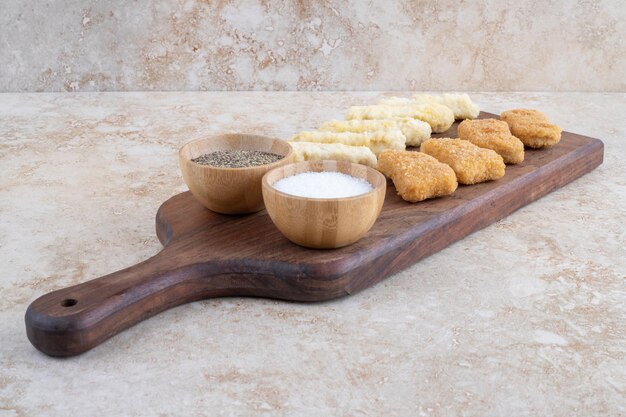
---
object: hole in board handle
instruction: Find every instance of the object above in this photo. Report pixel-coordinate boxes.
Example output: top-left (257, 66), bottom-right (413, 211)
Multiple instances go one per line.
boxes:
top-left (61, 298), bottom-right (77, 307)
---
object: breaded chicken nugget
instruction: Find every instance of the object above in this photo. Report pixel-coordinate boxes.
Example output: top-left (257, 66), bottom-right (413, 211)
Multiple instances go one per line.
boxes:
top-left (458, 118), bottom-right (524, 164)
top-left (420, 138), bottom-right (505, 185)
top-left (376, 150), bottom-right (458, 202)
top-left (500, 109), bottom-right (562, 148)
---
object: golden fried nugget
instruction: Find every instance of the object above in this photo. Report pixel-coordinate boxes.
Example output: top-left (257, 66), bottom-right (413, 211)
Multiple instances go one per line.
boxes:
top-left (458, 118), bottom-right (524, 164)
top-left (420, 138), bottom-right (505, 185)
top-left (500, 109), bottom-right (562, 148)
top-left (376, 150), bottom-right (458, 202)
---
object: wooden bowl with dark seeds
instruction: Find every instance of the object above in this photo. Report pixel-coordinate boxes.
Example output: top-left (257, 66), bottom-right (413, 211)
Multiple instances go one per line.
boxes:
top-left (179, 134), bottom-right (294, 214)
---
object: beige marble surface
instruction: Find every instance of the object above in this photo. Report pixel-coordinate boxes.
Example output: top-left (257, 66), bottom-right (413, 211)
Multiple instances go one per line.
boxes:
top-left (2, 1), bottom-right (625, 92)
top-left (0, 92), bottom-right (625, 416)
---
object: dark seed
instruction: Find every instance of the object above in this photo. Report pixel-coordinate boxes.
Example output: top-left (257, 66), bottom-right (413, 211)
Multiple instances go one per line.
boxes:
top-left (191, 150), bottom-right (283, 168)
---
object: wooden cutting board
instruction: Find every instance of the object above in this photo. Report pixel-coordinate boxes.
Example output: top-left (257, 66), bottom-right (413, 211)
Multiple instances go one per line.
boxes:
top-left (25, 112), bottom-right (604, 357)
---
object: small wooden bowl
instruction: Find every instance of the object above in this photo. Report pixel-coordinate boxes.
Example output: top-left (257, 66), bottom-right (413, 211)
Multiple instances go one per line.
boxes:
top-left (179, 134), bottom-right (294, 214)
top-left (262, 160), bottom-right (386, 249)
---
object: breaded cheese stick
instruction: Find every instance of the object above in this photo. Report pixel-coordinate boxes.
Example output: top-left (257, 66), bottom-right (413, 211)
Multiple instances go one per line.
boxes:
top-left (421, 138), bottom-right (505, 185)
top-left (458, 118), bottom-right (524, 164)
top-left (320, 118), bottom-right (431, 146)
top-left (346, 103), bottom-right (454, 133)
top-left (320, 119), bottom-right (396, 133)
top-left (391, 118), bottom-right (432, 146)
top-left (413, 93), bottom-right (480, 119)
top-left (290, 130), bottom-right (405, 155)
top-left (288, 141), bottom-right (377, 168)
top-left (291, 131), bottom-right (368, 147)
top-left (500, 109), bottom-right (562, 148)
top-left (376, 150), bottom-right (458, 202)
top-left (380, 93), bottom-right (480, 119)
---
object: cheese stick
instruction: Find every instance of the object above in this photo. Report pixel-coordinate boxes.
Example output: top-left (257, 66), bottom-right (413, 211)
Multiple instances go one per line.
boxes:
top-left (320, 119), bottom-right (397, 133)
top-left (413, 93), bottom-right (479, 119)
top-left (290, 130), bottom-right (405, 155)
top-left (288, 141), bottom-right (377, 167)
top-left (346, 103), bottom-right (454, 133)
top-left (380, 93), bottom-right (480, 120)
top-left (320, 118), bottom-right (431, 147)
top-left (393, 118), bottom-right (432, 146)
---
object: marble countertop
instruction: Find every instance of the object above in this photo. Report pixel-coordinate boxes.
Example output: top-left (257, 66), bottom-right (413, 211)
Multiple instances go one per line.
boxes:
top-left (1, 92), bottom-right (624, 416)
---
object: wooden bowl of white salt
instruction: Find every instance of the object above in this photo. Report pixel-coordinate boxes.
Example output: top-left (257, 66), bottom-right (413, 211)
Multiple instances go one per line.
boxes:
top-left (262, 160), bottom-right (386, 249)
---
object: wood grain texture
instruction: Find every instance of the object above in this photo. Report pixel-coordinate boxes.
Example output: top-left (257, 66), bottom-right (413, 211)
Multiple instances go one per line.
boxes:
top-left (262, 160), bottom-right (386, 249)
top-left (25, 112), bottom-right (604, 357)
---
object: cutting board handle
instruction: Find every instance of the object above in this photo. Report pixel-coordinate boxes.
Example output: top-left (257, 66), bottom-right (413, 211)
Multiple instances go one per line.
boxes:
top-left (25, 248), bottom-right (231, 357)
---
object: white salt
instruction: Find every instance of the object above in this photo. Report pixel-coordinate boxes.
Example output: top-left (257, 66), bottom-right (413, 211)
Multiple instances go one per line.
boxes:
top-left (273, 172), bottom-right (373, 198)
